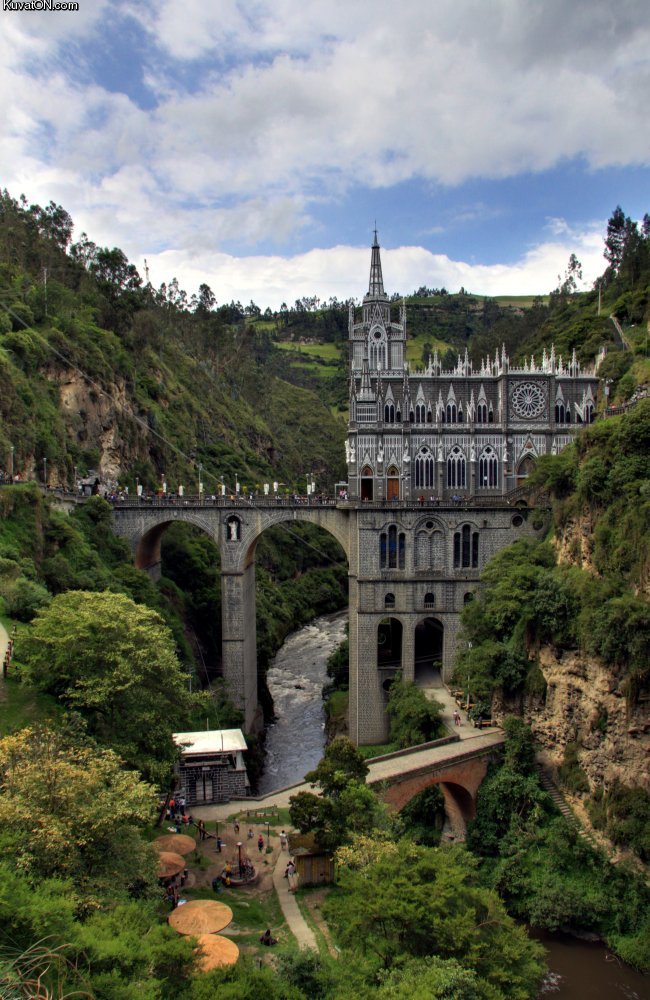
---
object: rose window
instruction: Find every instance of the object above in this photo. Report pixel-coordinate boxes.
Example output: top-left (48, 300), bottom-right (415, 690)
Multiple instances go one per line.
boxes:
top-left (511, 381), bottom-right (545, 419)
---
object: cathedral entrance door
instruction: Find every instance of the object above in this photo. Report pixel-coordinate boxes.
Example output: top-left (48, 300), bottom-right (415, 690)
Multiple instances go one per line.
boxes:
top-left (386, 471), bottom-right (400, 501)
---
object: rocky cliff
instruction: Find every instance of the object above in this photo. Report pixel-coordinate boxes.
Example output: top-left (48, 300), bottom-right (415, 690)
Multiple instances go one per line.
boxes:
top-left (521, 646), bottom-right (650, 790)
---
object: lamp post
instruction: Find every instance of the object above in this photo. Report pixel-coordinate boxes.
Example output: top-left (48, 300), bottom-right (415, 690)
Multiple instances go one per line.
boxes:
top-left (10, 445), bottom-right (14, 482)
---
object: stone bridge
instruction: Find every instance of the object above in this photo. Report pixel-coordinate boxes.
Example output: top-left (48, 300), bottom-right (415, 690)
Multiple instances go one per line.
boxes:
top-left (367, 730), bottom-right (504, 839)
top-left (112, 498), bottom-right (352, 735)
top-left (111, 495), bottom-right (541, 744)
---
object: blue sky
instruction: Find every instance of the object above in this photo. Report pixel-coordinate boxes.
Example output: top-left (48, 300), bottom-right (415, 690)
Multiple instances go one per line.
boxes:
top-left (1, 0), bottom-right (649, 308)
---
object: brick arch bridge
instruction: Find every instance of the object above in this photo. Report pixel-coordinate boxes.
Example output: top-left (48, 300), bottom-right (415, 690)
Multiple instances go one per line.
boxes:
top-left (366, 733), bottom-right (503, 840)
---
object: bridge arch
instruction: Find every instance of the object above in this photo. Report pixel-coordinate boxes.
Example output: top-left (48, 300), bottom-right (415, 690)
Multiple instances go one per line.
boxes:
top-left (114, 503), bottom-right (351, 732)
top-left (133, 511), bottom-right (221, 576)
top-left (378, 751), bottom-right (490, 841)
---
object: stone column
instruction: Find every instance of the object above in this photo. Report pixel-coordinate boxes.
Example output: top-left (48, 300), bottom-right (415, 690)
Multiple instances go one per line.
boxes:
top-left (401, 616), bottom-right (415, 683)
top-left (349, 602), bottom-right (389, 745)
top-left (221, 562), bottom-right (258, 731)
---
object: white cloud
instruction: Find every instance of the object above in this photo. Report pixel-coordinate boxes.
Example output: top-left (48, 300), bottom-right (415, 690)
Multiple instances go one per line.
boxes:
top-left (0, 0), bottom-right (645, 304)
top-left (142, 224), bottom-right (607, 311)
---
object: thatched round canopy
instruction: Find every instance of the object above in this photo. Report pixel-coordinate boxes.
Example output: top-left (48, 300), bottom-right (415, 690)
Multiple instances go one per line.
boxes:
top-left (153, 834), bottom-right (196, 855)
top-left (194, 934), bottom-right (239, 971)
top-left (168, 900), bottom-right (233, 936)
top-left (156, 851), bottom-right (186, 878)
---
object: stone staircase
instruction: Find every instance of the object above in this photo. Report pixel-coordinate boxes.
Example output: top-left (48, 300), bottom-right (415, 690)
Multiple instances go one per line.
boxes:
top-left (535, 763), bottom-right (598, 849)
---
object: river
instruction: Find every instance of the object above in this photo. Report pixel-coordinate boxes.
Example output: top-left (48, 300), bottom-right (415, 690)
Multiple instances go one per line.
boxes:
top-left (537, 933), bottom-right (648, 998)
top-left (256, 613), bottom-right (649, 998)
top-left (256, 609), bottom-right (347, 796)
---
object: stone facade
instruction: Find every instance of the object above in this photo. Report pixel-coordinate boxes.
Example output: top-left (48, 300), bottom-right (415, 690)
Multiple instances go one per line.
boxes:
top-left (112, 235), bottom-right (602, 745)
top-left (346, 232), bottom-right (600, 503)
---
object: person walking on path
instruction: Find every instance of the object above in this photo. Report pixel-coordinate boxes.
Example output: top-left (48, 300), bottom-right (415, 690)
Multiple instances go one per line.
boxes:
top-left (285, 859), bottom-right (298, 893)
top-left (280, 830), bottom-right (288, 851)
top-left (257, 834), bottom-right (264, 853)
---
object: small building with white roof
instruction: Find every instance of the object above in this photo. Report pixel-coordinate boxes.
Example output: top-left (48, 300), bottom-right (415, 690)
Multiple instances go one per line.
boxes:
top-left (173, 729), bottom-right (249, 804)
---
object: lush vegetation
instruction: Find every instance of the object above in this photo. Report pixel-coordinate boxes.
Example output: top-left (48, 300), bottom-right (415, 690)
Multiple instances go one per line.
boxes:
top-left (0, 191), bottom-right (649, 994)
top-left (467, 719), bottom-right (650, 971)
top-left (453, 396), bottom-right (650, 706)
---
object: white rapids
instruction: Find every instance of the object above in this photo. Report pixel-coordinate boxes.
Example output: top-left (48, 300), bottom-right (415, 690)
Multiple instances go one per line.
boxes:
top-left (256, 610), bottom-right (347, 795)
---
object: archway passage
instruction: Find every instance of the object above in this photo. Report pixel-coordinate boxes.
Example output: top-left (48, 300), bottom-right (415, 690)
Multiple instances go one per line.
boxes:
top-left (360, 465), bottom-right (374, 501)
top-left (414, 617), bottom-right (443, 687)
top-left (377, 616), bottom-right (402, 672)
top-left (517, 455), bottom-right (536, 480)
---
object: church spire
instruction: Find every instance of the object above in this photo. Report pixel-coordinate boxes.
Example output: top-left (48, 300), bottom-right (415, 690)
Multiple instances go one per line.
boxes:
top-left (368, 228), bottom-right (385, 297)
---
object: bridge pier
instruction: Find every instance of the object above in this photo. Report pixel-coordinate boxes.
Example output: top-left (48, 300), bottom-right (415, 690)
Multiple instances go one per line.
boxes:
top-left (221, 563), bottom-right (259, 732)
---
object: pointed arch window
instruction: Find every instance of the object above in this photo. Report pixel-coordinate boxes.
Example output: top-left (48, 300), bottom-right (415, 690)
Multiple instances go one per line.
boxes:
top-left (478, 447), bottom-right (499, 488)
top-left (555, 401), bottom-right (565, 423)
top-left (446, 402), bottom-right (457, 423)
top-left (415, 449), bottom-right (435, 489)
top-left (447, 447), bottom-right (466, 489)
top-left (384, 402), bottom-right (395, 423)
top-left (476, 402), bottom-right (488, 424)
top-left (458, 406), bottom-right (464, 423)
top-left (427, 407), bottom-right (433, 424)
top-left (415, 402), bottom-right (426, 424)
top-left (584, 402), bottom-right (594, 424)
top-left (385, 593), bottom-right (395, 609)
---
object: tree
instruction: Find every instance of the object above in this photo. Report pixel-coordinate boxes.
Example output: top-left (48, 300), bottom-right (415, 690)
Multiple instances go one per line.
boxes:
top-left (0, 726), bottom-right (157, 900)
top-left (324, 838), bottom-right (545, 997)
top-left (386, 676), bottom-right (444, 748)
top-left (196, 282), bottom-right (216, 314)
top-left (605, 206), bottom-right (627, 272)
top-left (304, 736), bottom-right (368, 796)
top-left (19, 591), bottom-right (202, 782)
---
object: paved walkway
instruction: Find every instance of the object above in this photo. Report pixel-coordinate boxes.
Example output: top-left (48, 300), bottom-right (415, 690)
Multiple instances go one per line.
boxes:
top-left (271, 849), bottom-right (317, 950)
top-left (0, 621), bottom-right (9, 664)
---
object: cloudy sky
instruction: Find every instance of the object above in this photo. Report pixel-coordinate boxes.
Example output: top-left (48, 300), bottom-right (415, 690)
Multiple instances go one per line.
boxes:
top-left (2, 0), bottom-right (649, 308)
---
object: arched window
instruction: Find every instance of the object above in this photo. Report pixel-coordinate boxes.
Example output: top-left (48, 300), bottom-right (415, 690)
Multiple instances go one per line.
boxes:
top-left (381, 525), bottom-right (406, 569)
top-left (424, 592), bottom-right (435, 609)
top-left (476, 402), bottom-right (488, 424)
top-left (463, 591), bottom-right (474, 604)
top-left (447, 447), bottom-right (466, 489)
top-left (415, 450), bottom-right (435, 489)
top-left (458, 406), bottom-right (464, 423)
top-left (396, 408), bottom-right (402, 423)
top-left (446, 402), bottom-right (457, 423)
top-left (385, 593), bottom-right (395, 609)
top-left (584, 402), bottom-right (594, 424)
top-left (415, 403), bottom-right (426, 424)
top-left (409, 409), bottom-right (415, 423)
top-left (488, 405), bottom-right (494, 423)
top-left (384, 402), bottom-right (395, 423)
top-left (427, 408), bottom-right (433, 424)
top-left (555, 401), bottom-right (565, 423)
top-left (478, 447), bottom-right (499, 488)
top-left (454, 524), bottom-right (479, 568)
